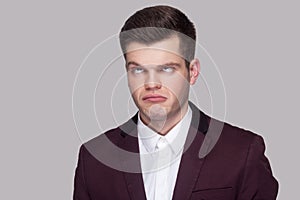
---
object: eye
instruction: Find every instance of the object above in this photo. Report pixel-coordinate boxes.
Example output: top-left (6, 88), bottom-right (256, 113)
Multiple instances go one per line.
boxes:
top-left (131, 67), bottom-right (144, 74)
top-left (161, 66), bottom-right (174, 73)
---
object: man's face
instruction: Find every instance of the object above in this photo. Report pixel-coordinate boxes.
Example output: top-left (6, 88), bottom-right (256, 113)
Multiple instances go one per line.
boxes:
top-left (125, 36), bottom-right (199, 124)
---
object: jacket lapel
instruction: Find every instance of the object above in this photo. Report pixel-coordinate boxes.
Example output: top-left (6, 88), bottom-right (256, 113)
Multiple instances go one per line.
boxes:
top-left (117, 102), bottom-right (210, 200)
top-left (118, 116), bottom-right (147, 200)
top-left (172, 102), bottom-right (210, 200)
top-left (172, 126), bottom-right (206, 200)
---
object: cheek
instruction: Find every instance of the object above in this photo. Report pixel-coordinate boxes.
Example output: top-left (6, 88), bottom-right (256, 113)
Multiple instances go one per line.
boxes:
top-left (130, 86), bottom-right (142, 103)
top-left (128, 77), bottom-right (144, 94)
top-left (162, 74), bottom-right (189, 96)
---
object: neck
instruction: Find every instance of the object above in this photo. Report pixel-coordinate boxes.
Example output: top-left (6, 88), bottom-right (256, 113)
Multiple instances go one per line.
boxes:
top-left (140, 103), bottom-right (188, 135)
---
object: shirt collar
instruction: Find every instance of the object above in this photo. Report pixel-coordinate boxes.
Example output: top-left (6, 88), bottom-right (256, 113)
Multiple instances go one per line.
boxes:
top-left (138, 106), bottom-right (192, 155)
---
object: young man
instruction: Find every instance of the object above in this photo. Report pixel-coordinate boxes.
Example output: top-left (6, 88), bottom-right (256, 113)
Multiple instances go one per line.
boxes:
top-left (73, 5), bottom-right (278, 200)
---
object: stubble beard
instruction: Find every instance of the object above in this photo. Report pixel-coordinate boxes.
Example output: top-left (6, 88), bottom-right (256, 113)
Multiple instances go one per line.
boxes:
top-left (140, 104), bottom-right (167, 134)
top-left (139, 101), bottom-right (187, 135)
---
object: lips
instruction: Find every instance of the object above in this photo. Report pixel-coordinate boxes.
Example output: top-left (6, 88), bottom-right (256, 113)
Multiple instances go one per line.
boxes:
top-left (142, 94), bottom-right (167, 102)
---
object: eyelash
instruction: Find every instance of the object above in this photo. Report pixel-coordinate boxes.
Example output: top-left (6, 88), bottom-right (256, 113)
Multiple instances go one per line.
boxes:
top-left (160, 66), bottom-right (175, 72)
top-left (131, 67), bottom-right (144, 74)
top-left (129, 66), bottom-right (175, 74)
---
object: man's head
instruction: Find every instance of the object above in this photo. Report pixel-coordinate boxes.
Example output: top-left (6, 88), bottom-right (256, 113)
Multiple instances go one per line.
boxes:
top-left (119, 5), bottom-right (200, 133)
top-left (119, 5), bottom-right (196, 68)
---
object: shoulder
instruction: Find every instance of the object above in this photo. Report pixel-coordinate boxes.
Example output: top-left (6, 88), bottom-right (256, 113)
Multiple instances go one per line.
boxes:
top-left (75, 126), bottom-right (128, 174)
top-left (206, 117), bottom-right (267, 159)
top-left (221, 120), bottom-right (264, 146)
top-left (221, 120), bottom-right (260, 141)
top-left (80, 126), bottom-right (124, 156)
top-left (86, 126), bottom-right (123, 146)
top-left (79, 115), bottom-right (137, 156)
top-left (190, 102), bottom-right (264, 148)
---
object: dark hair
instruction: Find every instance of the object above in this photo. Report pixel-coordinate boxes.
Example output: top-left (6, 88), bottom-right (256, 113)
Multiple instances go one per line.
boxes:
top-left (119, 5), bottom-right (196, 68)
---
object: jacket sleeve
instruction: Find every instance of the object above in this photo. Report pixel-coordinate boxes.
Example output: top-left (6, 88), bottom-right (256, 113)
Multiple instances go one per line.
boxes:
top-left (73, 145), bottom-right (91, 200)
top-left (238, 135), bottom-right (279, 199)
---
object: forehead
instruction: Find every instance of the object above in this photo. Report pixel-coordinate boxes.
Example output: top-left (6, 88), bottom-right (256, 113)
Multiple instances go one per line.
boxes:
top-left (125, 36), bottom-right (183, 65)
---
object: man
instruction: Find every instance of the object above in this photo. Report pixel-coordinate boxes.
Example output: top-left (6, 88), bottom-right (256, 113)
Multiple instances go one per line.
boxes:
top-left (73, 5), bottom-right (278, 200)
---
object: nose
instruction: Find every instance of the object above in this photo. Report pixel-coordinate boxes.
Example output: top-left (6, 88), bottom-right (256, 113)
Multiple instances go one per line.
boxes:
top-left (144, 72), bottom-right (161, 90)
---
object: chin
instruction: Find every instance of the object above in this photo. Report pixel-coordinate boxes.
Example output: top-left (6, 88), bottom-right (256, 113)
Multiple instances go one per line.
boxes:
top-left (148, 113), bottom-right (168, 121)
top-left (140, 104), bottom-right (168, 121)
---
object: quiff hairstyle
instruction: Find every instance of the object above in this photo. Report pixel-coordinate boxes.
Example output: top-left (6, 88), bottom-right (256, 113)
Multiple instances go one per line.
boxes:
top-left (119, 5), bottom-right (196, 68)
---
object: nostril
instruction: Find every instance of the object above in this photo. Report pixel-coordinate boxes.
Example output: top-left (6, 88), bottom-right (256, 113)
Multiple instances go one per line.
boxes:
top-left (144, 82), bottom-right (162, 90)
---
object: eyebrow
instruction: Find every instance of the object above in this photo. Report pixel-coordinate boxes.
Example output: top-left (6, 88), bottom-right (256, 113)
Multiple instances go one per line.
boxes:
top-left (126, 61), bottom-right (140, 68)
top-left (126, 61), bottom-right (181, 68)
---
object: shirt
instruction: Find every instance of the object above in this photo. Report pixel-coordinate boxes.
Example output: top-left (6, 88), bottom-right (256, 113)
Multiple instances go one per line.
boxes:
top-left (137, 106), bottom-right (192, 200)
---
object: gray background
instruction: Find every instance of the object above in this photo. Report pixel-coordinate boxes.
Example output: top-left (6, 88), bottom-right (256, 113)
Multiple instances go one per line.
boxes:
top-left (1, 0), bottom-right (299, 199)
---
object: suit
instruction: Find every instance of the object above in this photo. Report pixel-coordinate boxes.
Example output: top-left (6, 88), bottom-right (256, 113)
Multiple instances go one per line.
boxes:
top-left (73, 102), bottom-right (278, 200)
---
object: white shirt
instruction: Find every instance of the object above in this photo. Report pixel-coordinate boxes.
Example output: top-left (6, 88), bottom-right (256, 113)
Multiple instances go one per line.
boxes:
top-left (137, 106), bottom-right (192, 200)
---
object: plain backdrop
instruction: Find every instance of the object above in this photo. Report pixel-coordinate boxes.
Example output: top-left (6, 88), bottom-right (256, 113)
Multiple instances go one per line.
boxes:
top-left (0, 0), bottom-right (299, 199)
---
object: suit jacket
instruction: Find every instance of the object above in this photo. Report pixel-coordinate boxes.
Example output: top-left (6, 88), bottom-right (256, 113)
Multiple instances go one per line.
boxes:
top-left (73, 102), bottom-right (278, 200)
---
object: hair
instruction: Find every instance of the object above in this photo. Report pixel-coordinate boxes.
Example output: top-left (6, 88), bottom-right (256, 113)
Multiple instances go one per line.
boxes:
top-left (119, 5), bottom-right (196, 68)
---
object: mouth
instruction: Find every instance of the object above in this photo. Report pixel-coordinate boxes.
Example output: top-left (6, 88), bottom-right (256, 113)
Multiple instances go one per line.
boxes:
top-left (142, 94), bottom-right (167, 103)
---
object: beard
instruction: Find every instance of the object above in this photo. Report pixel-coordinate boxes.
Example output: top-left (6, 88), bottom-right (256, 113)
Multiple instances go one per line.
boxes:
top-left (147, 104), bottom-right (167, 121)
top-left (139, 104), bottom-right (168, 133)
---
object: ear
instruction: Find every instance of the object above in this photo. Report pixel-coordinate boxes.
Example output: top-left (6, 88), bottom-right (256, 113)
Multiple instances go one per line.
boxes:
top-left (189, 58), bottom-right (200, 85)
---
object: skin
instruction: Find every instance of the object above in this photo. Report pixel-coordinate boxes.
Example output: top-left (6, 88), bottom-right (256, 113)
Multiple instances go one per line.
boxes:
top-left (125, 35), bottom-right (200, 135)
